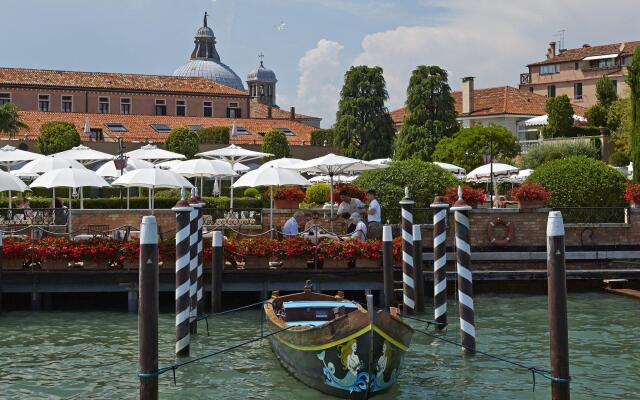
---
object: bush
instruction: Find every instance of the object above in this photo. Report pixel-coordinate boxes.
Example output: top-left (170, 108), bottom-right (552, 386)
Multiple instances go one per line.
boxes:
top-left (166, 127), bottom-right (199, 159)
top-left (510, 181), bottom-right (550, 203)
top-left (197, 126), bottom-right (230, 144)
top-left (572, 126), bottom-right (603, 137)
top-left (523, 141), bottom-right (600, 169)
top-left (264, 186), bottom-right (305, 202)
top-left (333, 183), bottom-right (366, 202)
top-left (305, 183), bottom-right (331, 205)
top-left (310, 129), bottom-right (335, 146)
top-left (609, 151), bottom-right (630, 166)
top-left (243, 188), bottom-right (259, 198)
top-left (529, 156), bottom-right (626, 208)
top-left (261, 129), bottom-right (290, 160)
top-left (586, 104), bottom-right (608, 127)
top-left (442, 186), bottom-right (486, 207)
top-left (543, 95), bottom-right (574, 138)
top-left (355, 159), bottom-right (458, 209)
top-left (37, 121), bottom-right (81, 155)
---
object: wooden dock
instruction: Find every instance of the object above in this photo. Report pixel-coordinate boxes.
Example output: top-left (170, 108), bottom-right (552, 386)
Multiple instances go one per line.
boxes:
top-left (603, 279), bottom-right (640, 300)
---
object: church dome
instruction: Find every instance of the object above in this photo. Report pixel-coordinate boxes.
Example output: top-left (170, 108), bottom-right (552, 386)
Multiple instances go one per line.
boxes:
top-left (247, 61), bottom-right (277, 83)
top-left (173, 12), bottom-right (245, 91)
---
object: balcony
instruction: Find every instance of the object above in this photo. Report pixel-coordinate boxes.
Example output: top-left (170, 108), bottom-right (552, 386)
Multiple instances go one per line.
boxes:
top-left (520, 73), bottom-right (531, 84)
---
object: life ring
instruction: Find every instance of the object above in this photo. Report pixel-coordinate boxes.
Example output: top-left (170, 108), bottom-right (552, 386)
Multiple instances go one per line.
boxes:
top-left (487, 218), bottom-right (513, 246)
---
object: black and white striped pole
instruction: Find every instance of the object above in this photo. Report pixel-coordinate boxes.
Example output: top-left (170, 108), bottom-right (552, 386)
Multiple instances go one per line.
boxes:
top-left (196, 192), bottom-right (205, 324)
top-left (400, 187), bottom-right (415, 315)
top-left (382, 225), bottom-right (394, 308)
top-left (173, 189), bottom-right (192, 357)
top-left (451, 186), bottom-right (475, 353)
top-left (188, 188), bottom-right (200, 335)
top-left (430, 196), bottom-right (449, 330)
top-left (412, 224), bottom-right (425, 313)
top-left (0, 230), bottom-right (4, 314)
top-left (211, 230), bottom-right (224, 313)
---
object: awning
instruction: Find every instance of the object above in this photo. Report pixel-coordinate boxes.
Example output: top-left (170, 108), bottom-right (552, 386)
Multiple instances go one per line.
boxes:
top-left (583, 53), bottom-right (619, 61)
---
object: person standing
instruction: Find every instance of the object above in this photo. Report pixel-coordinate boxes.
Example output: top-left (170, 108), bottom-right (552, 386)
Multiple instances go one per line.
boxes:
top-left (366, 190), bottom-right (382, 239)
top-left (336, 190), bottom-right (365, 216)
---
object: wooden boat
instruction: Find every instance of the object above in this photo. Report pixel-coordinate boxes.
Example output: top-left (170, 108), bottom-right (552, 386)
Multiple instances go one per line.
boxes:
top-left (264, 286), bottom-right (413, 399)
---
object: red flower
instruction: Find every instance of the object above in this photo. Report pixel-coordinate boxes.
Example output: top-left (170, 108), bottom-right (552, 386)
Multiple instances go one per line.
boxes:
top-left (443, 186), bottom-right (486, 206)
top-left (625, 183), bottom-right (640, 204)
top-left (511, 181), bottom-right (550, 203)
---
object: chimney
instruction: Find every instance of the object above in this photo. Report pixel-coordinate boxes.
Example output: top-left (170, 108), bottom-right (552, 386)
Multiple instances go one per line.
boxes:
top-left (267, 106), bottom-right (272, 119)
top-left (462, 77), bottom-right (474, 114)
top-left (290, 106), bottom-right (295, 120)
top-left (547, 41), bottom-right (557, 59)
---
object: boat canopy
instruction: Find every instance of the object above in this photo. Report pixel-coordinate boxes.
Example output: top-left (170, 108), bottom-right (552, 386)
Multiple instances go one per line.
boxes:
top-left (283, 301), bottom-right (358, 309)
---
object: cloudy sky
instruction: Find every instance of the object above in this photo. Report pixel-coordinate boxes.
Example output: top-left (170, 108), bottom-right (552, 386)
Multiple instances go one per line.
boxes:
top-left (1, 0), bottom-right (638, 126)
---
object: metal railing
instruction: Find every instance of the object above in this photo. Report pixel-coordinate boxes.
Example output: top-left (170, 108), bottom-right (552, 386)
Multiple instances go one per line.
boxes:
top-left (0, 208), bottom-right (67, 227)
top-left (202, 208), bottom-right (263, 227)
top-left (553, 207), bottom-right (628, 224)
top-left (520, 72), bottom-right (531, 84)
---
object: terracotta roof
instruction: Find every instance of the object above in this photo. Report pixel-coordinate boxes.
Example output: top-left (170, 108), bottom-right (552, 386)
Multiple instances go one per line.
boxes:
top-left (0, 67), bottom-right (248, 96)
top-left (528, 41), bottom-right (640, 66)
top-left (15, 111), bottom-right (315, 144)
top-left (249, 100), bottom-right (319, 121)
top-left (390, 86), bottom-right (586, 125)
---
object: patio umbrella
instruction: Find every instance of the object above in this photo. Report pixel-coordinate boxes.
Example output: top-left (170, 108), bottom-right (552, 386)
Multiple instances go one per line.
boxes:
top-left (261, 158), bottom-right (304, 169)
top-left (155, 159), bottom-right (184, 170)
top-left (171, 159), bottom-right (236, 194)
top-left (18, 157), bottom-right (87, 207)
top-left (0, 170), bottom-right (29, 192)
top-left (53, 144), bottom-right (114, 165)
top-left (233, 162), bottom-right (251, 173)
top-left (465, 163), bottom-right (519, 183)
top-left (308, 174), bottom-right (354, 184)
top-left (232, 165), bottom-right (310, 232)
top-left (197, 144), bottom-right (272, 209)
top-left (125, 144), bottom-right (186, 164)
top-left (367, 158), bottom-right (392, 166)
top-left (95, 158), bottom-right (154, 178)
top-left (112, 168), bottom-right (193, 210)
top-left (0, 145), bottom-right (44, 208)
top-left (434, 162), bottom-right (466, 177)
top-left (212, 177), bottom-right (220, 196)
top-left (30, 167), bottom-right (110, 210)
top-left (524, 114), bottom-right (587, 126)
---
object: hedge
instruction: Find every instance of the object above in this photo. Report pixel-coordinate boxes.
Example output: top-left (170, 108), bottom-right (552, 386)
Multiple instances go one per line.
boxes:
top-left (523, 141), bottom-right (600, 169)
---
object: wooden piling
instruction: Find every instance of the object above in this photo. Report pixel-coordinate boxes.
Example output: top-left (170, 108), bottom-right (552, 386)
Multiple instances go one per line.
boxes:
top-left (400, 187), bottom-right (415, 315)
top-left (196, 197), bottom-right (205, 326)
top-left (0, 230), bottom-right (3, 314)
top-left (211, 230), bottom-right (223, 313)
top-left (173, 193), bottom-right (192, 358)
top-left (382, 225), bottom-right (394, 309)
top-left (139, 216), bottom-right (159, 400)
top-left (430, 196), bottom-right (449, 330)
top-left (412, 224), bottom-right (425, 313)
top-left (188, 191), bottom-right (200, 335)
top-left (547, 211), bottom-right (570, 400)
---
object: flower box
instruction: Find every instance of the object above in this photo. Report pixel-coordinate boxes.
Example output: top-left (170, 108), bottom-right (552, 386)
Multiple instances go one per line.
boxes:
top-left (275, 199), bottom-right (300, 209)
top-left (517, 200), bottom-right (546, 209)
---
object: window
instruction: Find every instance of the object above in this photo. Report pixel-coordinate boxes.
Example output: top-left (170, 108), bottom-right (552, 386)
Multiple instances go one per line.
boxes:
top-left (98, 97), bottom-right (110, 114)
top-left (149, 123), bottom-right (171, 133)
top-left (0, 93), bottom-right (10, 105)
top-left (186, 124), bottom-right (203, 131)
top-left (203, 101), bottom-right (213, 117)
top-left (120, 98), bottom-right (131, 115)
top-left (547, 85), bottom-right (556, 97)
top-left (61, 95), bottom-right (73, 112)
top-left (227, 102), bottom-right (241, 118)
top-left (540, 64), bottom-right (560, 75)
top-left (104, 122), bottom-right (128, 132)
top-left (574, 83), bottom-right (583, 100)
top-left (575, 62), bottom-right (579, 70)
top-left (232, 126), bottom-right (250, 135)
top-left (176, 100), bottom-right (186, 116)
top-left (612, 80), bottom-right (618, 93)
top-left (528, 86), bottom-right (534, 93)
top-left (276, 127), bottom-right (295, 136)
top-left (622, 56), bottom-right (631, 66)
top-left (590, 58), bottom-right (615, 69)
top-left (38, 94), bottom-right (50, 111)
top-left (155, 99), bottom-right (166, 116)
top-left (89, 128), bottom-right (104, 141)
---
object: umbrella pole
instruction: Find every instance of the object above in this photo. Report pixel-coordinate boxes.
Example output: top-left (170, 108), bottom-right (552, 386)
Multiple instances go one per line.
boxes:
top-left (148, 188), bottom-right (151, 210)
top-left (52, 188), bottom-right (55, 208)
top-left (8, 190), bottom-right (11, 209)
top-left (127, 188), bottom-right (130, 209)
top-left (329, 174), bottom-right (334, 232)
top-left (80, 187), bottom-right (84, 210)
top-left (68, 187), bottom-right (72, 235)
top-left (270, 186), bottom-right (274, 239)
top-left (230, 175), bottom-right (235, 211)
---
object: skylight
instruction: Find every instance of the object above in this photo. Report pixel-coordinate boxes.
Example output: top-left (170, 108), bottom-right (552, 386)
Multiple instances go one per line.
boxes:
top-left (104, 122), bottom-right (128, 132)
top-left (150, 123), bottom-right (171, 133)
top-left (186, 124), bottom-right (204, 131)
top-left (233, 126), bottom-right (250, 135)
top-left (276, 127), bottom-right (295, 136)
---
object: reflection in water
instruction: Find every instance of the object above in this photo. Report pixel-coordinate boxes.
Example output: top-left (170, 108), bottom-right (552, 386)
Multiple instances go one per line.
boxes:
top-left (0, 292), bottom-right (638, 399)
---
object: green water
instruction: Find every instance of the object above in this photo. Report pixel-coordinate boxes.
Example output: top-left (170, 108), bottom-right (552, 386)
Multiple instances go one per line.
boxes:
top-left (0, 292), bottom-right (638, 399)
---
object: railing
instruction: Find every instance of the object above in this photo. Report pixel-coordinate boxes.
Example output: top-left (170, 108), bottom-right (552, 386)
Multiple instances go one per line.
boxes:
top-left (553, 207), bottom-right (628, 224)
top-left (0, 208), bottom-right (67, 227)
top-left (519, 138), bottom-right (543, 154)
top-left (202, 208), bottom-right (263, 227)
top-left (519, 73), bottom-right (531, 84)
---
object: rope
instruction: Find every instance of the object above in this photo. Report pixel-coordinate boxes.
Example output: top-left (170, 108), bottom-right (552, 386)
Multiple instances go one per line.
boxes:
top-left (196, 300), bottom-right (267, 322)
top-left (401, 314), bottom-right (448, 329)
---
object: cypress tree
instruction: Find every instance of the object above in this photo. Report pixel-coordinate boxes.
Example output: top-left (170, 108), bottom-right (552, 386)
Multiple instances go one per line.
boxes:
top-left (627, 48), bottom-right (640, 182)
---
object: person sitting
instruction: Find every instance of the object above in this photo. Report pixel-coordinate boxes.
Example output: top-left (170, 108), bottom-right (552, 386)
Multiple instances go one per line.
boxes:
top-left (304, 211), bottom-right (322, 234)
top-left (336, 190), bottom-right (365, 218)
top-left (53, 197), bottom-right (69, 226)
top-left (282, 210), bottom-right (305, 236)
top-left (348, 213), bottom-right (367, 241)
top-left (341, 212), bottom-right (356, 234)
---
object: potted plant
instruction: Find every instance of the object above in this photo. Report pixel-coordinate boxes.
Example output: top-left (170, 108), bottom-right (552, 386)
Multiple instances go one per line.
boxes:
top-left (270, 186), bottom-right (306, 209)
top-left (624, 183), bottom-right (640, 208)
top-left (511, 181), bottom-right (550, 209)
top-left (443, 186), bottom-right (486, 208)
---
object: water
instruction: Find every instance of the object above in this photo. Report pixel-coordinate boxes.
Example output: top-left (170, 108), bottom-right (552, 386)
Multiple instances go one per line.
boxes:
top-left (0, 292), bottom-right (638, 399)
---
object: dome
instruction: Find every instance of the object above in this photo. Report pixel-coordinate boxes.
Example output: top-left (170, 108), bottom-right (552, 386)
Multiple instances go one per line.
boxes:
top-left (247, 61), bottom-right (277, 83)
top-left (196, 26), bottom-right (214, 37)
top-left (173, 60), bottom-right (245, 91)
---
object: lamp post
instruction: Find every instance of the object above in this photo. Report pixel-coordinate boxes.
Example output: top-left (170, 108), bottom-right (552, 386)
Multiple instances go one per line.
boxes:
top-left (482, 136), bottom-right (494, 207)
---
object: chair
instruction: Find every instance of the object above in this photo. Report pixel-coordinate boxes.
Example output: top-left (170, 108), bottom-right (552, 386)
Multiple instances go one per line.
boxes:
top-left (87, 224), bottom-right (110, 237)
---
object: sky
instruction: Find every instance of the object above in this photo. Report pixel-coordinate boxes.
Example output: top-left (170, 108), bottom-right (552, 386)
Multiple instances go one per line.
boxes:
top-left (1, 0), bottom-right (639, 127)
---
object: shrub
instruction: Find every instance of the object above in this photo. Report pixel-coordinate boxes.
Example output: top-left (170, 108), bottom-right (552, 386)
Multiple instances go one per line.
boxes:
top-left (37, 121), bottom-right (81, 155)
top-left (165, 127), bottom-right (199, 159)
top-left (609, 151), bottom-right (630, 166)
top-left (586, 104), bottom-right (608, 127)
top-left (264, 186), bottom-right (306, 202)
top-left (243, 188), bottom-right (259, 198)
top-left (528, 156), bottom-right (626, 208)
top-left (442, 186), bottom-right (486, 207)
top-left (333, 183), bottom-right (366, 202)
top-left (261, 129), bottom-right (290, 160)
top-left (305, 183), bottom-right (331, 205)
top-left (310, 129), bottom-right (336, 146)
top-left (355, 159), bottom-right (458, 209)
top-left (543, 95), bottom-right (574, 138)
top-left (572, 126), bottom-right (603, 137)
top-left (523, 142), bottom-right (599, 169)
top-left (198, 126), bottom-right (229, 144)
top-left (510, 181), bottom-right (550, 203)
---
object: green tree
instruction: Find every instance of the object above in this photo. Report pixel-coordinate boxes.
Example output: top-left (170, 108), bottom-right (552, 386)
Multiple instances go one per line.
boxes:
top-left (628, 47), bottom-right (640, 182)
top-left (261, 129), bottom-right (290, 160)
top-left (522, 141), bottom-right (600, 169)
top-left (393, 65), bottom-right (458, 161)
top-left (0, 103), bottom-right (28, 139)
top-left (585, 104), bottom-right (608, 127)
top-left (596, 75), bottom-right (618, 109)
top-left (310, 128), bottom-right (335, 147)
top-left (37, 121), bottom-right (81, 155)
top-left (197, 126), bottom-right (229, 144)
top-left (334, 66), bottom-right (395, 160)
top-left (165, 127), bottom-right (199, 158)
top-left (608, 98), bottom-right (632, 157)
top-left (543, 95), bottom-right (574, 138)
top-left (432, 124), bottom-right (520, 172)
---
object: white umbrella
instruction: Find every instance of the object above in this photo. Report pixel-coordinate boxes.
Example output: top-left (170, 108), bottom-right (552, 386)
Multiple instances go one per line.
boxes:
top-left (0, 145), bottom-right (44, 208)
top-left (172, 159), bottom-right (236, 195)
top-left (125, 144), bottom-right (186, 164)
top-left (261, 158), bottom-right (304, 169)
top-left (156, 159), bottom-right (184, 170)
top-left (233, 162), bottom-right (251, 173)
top-left (95, 158), bottom-right (154, 178)
top-left (309, 174), bottom-right (354, 183)
top-left (30, 168), bottom-right (110, 209)
top-left (524, 114), bottom-right (587, 126)
top-left (503, 169), bottom-right (533, 184)
top-left (367, 158), bottom-right (392, 166)
top-left (434, 162), bottom-right (466, 177)
top-left (197, 144), bottom-right (272, 209)
top-left (465, 163), bottom-right (520, 183)
top-left (112, 168), bottom-right (193, 210)
top-left (53, 144), bottom-right (114, 165)
top-left (0, 170), bottom-right (28, 192)
top-left (212, 177), bottom-right (220, 196)
top-left (18, 157), bottom-right (87, 208)
top-left (232, 165), bottom-right (310, 232)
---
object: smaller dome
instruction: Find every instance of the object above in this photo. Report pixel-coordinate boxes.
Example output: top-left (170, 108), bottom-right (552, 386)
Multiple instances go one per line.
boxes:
top-left (196, 26), bottom-right (214, 37)
top-left (247, 61), bottom-right (277, 83)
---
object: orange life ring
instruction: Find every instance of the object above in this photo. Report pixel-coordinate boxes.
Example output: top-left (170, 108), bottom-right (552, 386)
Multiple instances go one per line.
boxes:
top-left (487, 218), bottom-right (513, 246)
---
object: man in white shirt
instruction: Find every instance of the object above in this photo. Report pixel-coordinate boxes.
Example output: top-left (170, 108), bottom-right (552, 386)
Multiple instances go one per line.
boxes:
top-left (282, 211), bottom-right (305, 236)
top-left (336, 190), bottom-right (365, 217)
top-left (366, 190), bottom-right (381, 224)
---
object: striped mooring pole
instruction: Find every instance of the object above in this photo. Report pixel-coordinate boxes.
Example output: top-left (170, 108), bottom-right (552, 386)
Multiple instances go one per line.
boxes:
top-left (451, 186), bottom-right (475, 353)
top-left (211, 231), bottom-right (224, 313)
top-left (0, 230), bottom-right (3, 314)
top-left (547, 211), bottom-right (571, 400)
top-left (188, 188), bottom-right (200, 335)
top-left (196, 191), bottom-right (205, 324)
top-left (430, 196), bottom-right (450, 330)
top-left (173, 189), bottom-right (192, 357)
top-left (382, 225), bottom-right (394, 308)
top-left (138, 216), bottom-right (159, 400)
top-left (412, 224), bottom-right (425, 313)
top-left (400, 187), bottom-right (415, 315)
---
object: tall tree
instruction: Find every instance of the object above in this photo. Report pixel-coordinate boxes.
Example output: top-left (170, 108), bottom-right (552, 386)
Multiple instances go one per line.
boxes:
top-left (334, 66), bottom-right (395, 160)
top-left (596, 75), bottom-right (618, 109)
top-left (393, 65), bottom-right (458, 161)
top-left (165, 127), bottom-right (199, 158)
top-left (262, 129), bottom-right (290, 160)
top-left (543, 95), bottom-right (574, 138)
top-left (627, 48), bottom-right (640, 182)
top-left (0, 103), bottom-right (28, 139)
top-left (37, 122), bottom-right (81, 155)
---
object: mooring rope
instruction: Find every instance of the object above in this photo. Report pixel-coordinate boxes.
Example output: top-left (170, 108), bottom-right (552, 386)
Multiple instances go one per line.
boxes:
top-left (196, 300), bottom-right (268, 335)
top-left (401, 314), bottom-right (448, 329)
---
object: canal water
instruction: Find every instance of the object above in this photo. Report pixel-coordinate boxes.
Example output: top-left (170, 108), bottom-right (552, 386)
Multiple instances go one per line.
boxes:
top-left (0, 292), bottom-right (638, 399)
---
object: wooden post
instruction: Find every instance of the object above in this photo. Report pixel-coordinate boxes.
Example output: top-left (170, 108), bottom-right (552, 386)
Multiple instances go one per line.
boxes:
top-left (382, 225), bottom-right (394, 309)
top-left (0, 230), bottom-right (3, 314)
top-left (400, 187), bottom-right (415, 315)
top-left (139, 216), bottom-right (159, 400)
top-left (173, 191), bottom-right (192, 358)
top-left (547, 211), bottom-right (570, 400)
top-left (430, 196), bottom-right (449, 330)
top-left (412, 224), bottom-right (424, 313)
top-left (211, 230), bottom-right (223, 313)
top-left (188, 190), bottom-right (200, 335)
top-left (196, 196), bottom-right (205, 325)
